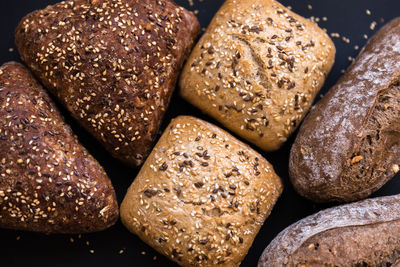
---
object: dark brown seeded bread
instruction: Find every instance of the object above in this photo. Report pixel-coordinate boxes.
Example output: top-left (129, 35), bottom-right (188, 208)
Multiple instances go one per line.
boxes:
top-left (15, 0), bottom-right (200, 167)
top-left (0, 62), bottom-right (118, 234)
top-left (289, 17), bottom-right (400, 202)
top-left (258, 194), bottom-right (400, 267)
top-left (121, 116), bottom-right (283, 267)
top-left (180, 0), bottom-right (335, 151)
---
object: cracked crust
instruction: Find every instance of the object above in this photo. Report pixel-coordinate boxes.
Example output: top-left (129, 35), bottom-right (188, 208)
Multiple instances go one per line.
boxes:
top-left (179, 0), bottom-right (335, 151)
top-left (290, 18), bottom-right (400, 203)
top-left (120, 116), bottom-right (283, 267)
top-left (0, 62), bottom-right (118, 234)
top-left (258, 194), bottom-right (400, 266)
top-left (15, 0), bottom-right (200, 167)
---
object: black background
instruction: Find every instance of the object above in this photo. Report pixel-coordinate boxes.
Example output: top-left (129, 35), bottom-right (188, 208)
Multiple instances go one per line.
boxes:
top-left (1, 0), bottom-right (400, 266)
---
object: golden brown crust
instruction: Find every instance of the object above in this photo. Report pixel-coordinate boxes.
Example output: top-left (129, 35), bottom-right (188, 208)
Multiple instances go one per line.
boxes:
top-left (0, 62), bottom-right (118, 234)
top-left (179, 0), bottom-right (335, 151)
top-left (120, 116), bottom-right (282, 267)
top-left (15, 0), bottom-right (200, 167)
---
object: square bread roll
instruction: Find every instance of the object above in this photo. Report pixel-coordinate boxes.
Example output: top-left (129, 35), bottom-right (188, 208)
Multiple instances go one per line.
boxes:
top-left (180, 0), bottom-right (335, 151)
top-left (121, 116), bottom-right (283, 266)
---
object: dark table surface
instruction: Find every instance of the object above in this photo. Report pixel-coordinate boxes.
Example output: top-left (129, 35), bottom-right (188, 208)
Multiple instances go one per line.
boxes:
top-left (1, 0), bottom-right (400, 266)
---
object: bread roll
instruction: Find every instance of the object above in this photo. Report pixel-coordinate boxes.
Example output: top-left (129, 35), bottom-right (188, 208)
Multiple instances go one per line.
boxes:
top-left (258, 194), bottom-right (400, 266)
top-left (180, 0), bottom-right (335, 151)
top-left (121, 116), bottom-right (282, 267)
top-left (15, 0), bottom-right (200, 167)
top-left (290, 18), bottom-right (400, 202)
top-left (0, 62), bottom-right (118, 234)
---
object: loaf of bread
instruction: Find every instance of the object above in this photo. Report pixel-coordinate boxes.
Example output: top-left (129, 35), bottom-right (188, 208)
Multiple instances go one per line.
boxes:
top-left (179, 0), bottom-right (335, 151)
top-left (120, 116), bottom-right (283, 266)
top-left (15, 0), bottom-right (200, 167)
top-left (0, 62), bottom-right (118, 234)
top-left (290, 18), bottom-right (400, 203)
top-left (258, 194), bottom-right (400, 266)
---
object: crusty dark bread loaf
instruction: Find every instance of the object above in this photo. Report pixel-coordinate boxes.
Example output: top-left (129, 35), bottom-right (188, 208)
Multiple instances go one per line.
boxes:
top-left (121, 116), bottom-right (283, 267)
top-left (0, 62), bottom-right (118, 234)
top-left (258, 194), bottom-right (400, 266)
top-left (180, 0), bottom-right (335, 151)
top-left (290, 18), bottom-right (400, 202)
top-left (15, 0), bottom-right (200, 167)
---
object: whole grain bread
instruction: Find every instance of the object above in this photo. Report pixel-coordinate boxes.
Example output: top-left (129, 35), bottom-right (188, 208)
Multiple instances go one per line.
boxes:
top-left (15, 0), bottom-right (200, 167)
top-left (179, 0), bottom-right (335, 151)
top-left (0, 62), bottom-right (118, 234)
top-left (290, 18), bottom-right (400, 203)
top-left (120, 116), bottom-right (283, 267)
top-left (258, 194), bottom-right (400, 267)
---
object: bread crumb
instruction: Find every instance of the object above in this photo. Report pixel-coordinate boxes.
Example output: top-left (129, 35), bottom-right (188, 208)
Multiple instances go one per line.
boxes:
top-left (330, 33), bottom-right (340, 38)
top-left (153, 256), bottom-right (157, 260)
top-left (89, 249), bottom-right (95, 254)
top-left (370, 21), bottom-right (377, 31)
top-left (307, 4), bottom-right (312, 10)
top-left (119, 249), bottom-right (125, 254)
top-left (342, 36), bottom-right (350, 43)
top-left (322, 17), bottom-right (327, 22)
top-left (8, 48), bottom-right (14, 52)
top-left (366, 9), bottom-right (371, 15)
top-left (141, 251), bottom-right (146, 255)
top-left (69, 237), bottom-right (74, 243)
top-left (16, 236), bottom-right (21, 241)
top-left (351, 156), bottom-right (363, 164)
top-left (363, 34), bottom-right (368, 40)
top-left (194, 10), bottom-right (199, 15)
top-left (354, 45), bottom-right (359, 50)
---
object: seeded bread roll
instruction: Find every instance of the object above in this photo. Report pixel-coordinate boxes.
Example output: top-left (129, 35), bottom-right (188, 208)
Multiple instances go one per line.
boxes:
top-left (15, 0), bottom-right (200, 167)
top-left (258, 194), bottom-right (400, 266)
top-left (290, 18), bottom-right (400, 203)
top-left (120, 116), bottom-right (283, 267)
top-left (179, 0), bottom-right (335, 151)
top-left (0, 62), bottom-right (118, 234)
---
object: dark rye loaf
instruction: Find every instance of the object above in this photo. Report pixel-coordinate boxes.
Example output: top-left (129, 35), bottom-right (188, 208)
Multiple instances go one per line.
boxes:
top-left (258, 194), bottom-right (400, 267)
top-left (0, 62), bottom-right (118, 234)
top-left (290, 18), bottom-right (400, 202)
top-left (15, 0), bottom-right (200, 167)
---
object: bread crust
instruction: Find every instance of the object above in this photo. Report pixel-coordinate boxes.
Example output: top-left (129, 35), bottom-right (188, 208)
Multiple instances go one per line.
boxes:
top-left (180, 0), bottom-right (335, 151)
top-left (0, 62), bottom-right (118, 234)
top-left (15, 0), bottom-right (200, 167)
top-left (121, 116), bottom-right (283, 266)
top-left (290, 18), bottom-right (400, 202)
top-left (258, 194), bottom-right (400, 266)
